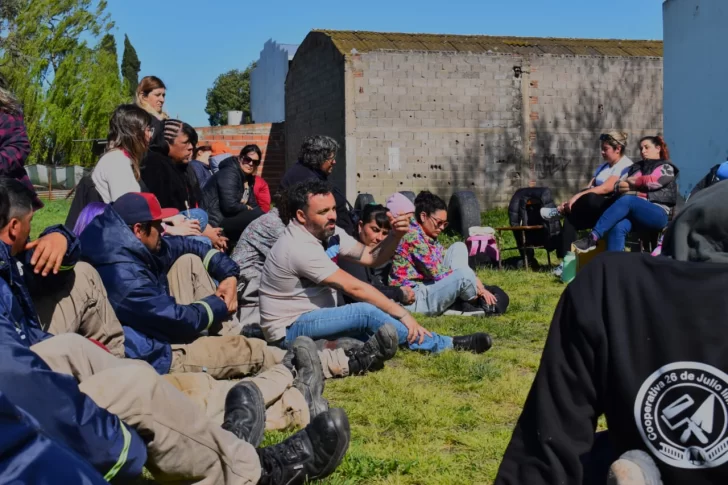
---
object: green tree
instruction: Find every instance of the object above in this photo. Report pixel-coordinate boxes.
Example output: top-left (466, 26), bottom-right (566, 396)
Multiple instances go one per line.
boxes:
top-left (0, 0), bottom-right (124, 166)
top-left (205, 63), bottom-right (255, 126)
top-left (121, 34), bottom-right (140, 98)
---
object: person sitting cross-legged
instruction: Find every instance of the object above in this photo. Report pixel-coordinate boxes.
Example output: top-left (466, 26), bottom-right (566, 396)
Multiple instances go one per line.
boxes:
top-left (0, 177), bottom-right (351, 484)
top-left (260, 179), bottom-right (493, 360)
top-left (388, 191), bottom-right (509, 317)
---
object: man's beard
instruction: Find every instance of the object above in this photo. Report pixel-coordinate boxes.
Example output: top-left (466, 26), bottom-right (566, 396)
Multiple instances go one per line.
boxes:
top-left (311, 223), bottom-right (336, 242)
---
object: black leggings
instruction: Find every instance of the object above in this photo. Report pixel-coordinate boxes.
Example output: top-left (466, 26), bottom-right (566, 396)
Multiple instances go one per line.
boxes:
top-left (221, 208), bottom-right (264, 246)
top-left (558, 193), bottom-right (615, 257)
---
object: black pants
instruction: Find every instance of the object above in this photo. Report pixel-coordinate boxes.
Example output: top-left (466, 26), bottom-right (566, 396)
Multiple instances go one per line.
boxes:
top-left (558, 193), bottom-right (615, 257)
top-left (220, 208), bottom-right (264, 247)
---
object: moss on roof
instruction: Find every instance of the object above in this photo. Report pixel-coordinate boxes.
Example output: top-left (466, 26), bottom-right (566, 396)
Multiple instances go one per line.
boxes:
top-left (313, 30), bottom-right (663, 57)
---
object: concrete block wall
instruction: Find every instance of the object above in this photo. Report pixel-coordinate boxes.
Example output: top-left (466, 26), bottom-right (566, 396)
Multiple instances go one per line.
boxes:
top-left (527, 55), bottom-right (663, 200)
top-left (195, 123), bottom-right (285, 194)
top-left (349, 51), bottom-right (524, 207)
top-left (347, 51), bottom-right (663, 207)
top-left (285, 33), bottom-right (347, 194)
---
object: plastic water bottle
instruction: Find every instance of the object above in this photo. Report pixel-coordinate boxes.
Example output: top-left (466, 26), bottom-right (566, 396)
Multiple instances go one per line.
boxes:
top-left (561, 252), bottom-right (577, 284)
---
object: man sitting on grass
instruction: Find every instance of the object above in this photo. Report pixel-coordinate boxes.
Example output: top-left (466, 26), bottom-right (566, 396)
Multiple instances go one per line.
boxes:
top-left (0, 178), bottom-right (351, 484)
top-left (495, 180), bottom-right (728, 485)
top-left (260, 179), bottom-right (494, 362)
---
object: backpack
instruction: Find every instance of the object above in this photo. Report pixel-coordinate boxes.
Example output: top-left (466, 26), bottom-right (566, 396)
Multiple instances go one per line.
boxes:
top-left (466, 227), bottom-right (499, 268)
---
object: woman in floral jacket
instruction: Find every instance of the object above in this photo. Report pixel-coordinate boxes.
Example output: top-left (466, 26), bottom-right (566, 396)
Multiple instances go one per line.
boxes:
top-left (389, 191), bottom-right (509, 316)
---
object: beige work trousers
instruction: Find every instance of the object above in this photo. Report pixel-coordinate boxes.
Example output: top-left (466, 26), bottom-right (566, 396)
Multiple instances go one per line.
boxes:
top-left (168, 254), bottom-right (350, 379)
top-left (31, 333), bottom-right (263, 485)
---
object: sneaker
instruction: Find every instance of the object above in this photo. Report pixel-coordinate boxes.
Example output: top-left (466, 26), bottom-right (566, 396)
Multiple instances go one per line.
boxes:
top-left (257, 408), bottom-right (351, 485)
top-left (347, 323), bottom-right (398, 374)
top-left (443, 300), bottom-right (486, 317)
top-left (607, 450), bottom-right (663, 485)
top-left (552, 262), bottom-right (564, 278)
top-left (222, 381), bottom-right (266, 446)
top-left (540, 207), bottom-right (561, 220)
top-left (573, 236), bottom-right (598, 253)
top-left (452, 333), bottom-right (493, 354)
top-left (292, 337), bottom-right (328, 419)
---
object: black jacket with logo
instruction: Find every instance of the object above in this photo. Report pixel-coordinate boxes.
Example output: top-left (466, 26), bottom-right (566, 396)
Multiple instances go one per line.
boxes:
top-left (497, 181), bottom-right (728, 485)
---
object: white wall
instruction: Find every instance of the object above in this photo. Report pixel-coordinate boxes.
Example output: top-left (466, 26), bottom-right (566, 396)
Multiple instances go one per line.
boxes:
top-left (250, 40), bottom-right (297, 123)
top-left (664, 0), bottom-right (728, 195)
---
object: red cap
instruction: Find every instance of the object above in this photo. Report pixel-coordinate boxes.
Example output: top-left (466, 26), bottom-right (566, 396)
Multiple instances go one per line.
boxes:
top-left (113, 192), bottom-right (179, 225)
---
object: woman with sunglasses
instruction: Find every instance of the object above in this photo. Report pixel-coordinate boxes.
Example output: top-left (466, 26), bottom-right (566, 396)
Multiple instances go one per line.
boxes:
top-left (541, 132), bottom-right (634, 264)
top-left (389, 191), bottom-right (509, 317)
top-left (203, 144), bottom-right (267, 245)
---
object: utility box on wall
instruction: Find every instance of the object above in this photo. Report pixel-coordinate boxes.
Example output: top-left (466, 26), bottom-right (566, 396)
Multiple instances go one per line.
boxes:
top-left (663, 0), bottom-right (728, 195)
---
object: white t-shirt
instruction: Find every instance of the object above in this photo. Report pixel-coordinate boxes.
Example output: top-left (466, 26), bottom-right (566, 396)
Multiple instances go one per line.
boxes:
top-left (259, 221), bottom-right (361, 342)
top-left (593, 156), bottom-right (633, 187)
top-left (92, 149), bottom-right (141, 203)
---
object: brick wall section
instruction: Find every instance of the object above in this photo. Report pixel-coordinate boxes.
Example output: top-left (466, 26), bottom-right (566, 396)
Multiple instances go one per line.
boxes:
top-left (527, 55), bottom-right (663, 200)
top-left (350, 51), bottom-right (523, 207)
top-left (194, 123), bottom-right (285, 194)
top-left (285, 32), bottom-right (347, 193)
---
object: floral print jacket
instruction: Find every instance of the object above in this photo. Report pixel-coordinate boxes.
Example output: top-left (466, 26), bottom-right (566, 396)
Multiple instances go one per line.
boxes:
top-left (389, 218), bottom-right (452, 287)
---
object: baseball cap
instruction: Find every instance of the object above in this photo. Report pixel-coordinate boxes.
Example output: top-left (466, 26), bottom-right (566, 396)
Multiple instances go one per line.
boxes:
top-left (113, 192), bottom-right (179, 225)
top-left (386, 192), bottom-right (415, 217)
top-left (210, 141), bottom-right (231, 156)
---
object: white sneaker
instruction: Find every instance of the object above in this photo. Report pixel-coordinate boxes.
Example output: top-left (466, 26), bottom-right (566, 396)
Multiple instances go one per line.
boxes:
top-left (551, 262), bottom-right (563, 278)
top-left (540, 207), bottom-right (561, 221)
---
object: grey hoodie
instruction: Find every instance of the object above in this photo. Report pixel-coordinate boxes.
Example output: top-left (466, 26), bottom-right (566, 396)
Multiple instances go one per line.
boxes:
top-left (209, 153), bottom-right (234, 174)
top-left (662, 179), bottom-right (728, 263)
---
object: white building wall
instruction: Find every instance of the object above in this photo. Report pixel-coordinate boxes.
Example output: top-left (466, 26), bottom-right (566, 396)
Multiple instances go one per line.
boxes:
top-left (250, 40), bottom-right (298, 123)
top-left (663, 0), bottom-right (728, 195)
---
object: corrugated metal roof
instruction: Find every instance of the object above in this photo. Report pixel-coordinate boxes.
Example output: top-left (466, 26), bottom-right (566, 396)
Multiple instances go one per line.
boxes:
top-left (313, 30), bottom-right (663, 57)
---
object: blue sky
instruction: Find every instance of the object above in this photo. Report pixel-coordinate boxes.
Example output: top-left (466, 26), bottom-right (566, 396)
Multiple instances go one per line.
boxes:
top-left (106, 0), bottom-right (664, 127)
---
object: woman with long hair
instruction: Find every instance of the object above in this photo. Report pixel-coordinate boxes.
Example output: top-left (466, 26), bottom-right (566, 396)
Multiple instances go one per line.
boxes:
top-left (91, 104), bottom-right (153, 203)
top-left (0, 79), bottom-right (42, 209)
top-left (135, 76), bottom-right (168, 150)
top-left (574, 135), bottom-right (679, 252)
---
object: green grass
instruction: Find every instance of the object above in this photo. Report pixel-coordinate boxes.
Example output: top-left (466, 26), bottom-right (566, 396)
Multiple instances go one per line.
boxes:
top-left (36, 200), bottom-right (566, 484)
top-left (31, 198), bottom-right (72, 239)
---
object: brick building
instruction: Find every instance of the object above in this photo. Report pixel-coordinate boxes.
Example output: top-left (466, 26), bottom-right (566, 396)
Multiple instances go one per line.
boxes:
top-left (285, 30), bottom-right (664, 207)
top-left (195, 123), bottom-right (286, 194)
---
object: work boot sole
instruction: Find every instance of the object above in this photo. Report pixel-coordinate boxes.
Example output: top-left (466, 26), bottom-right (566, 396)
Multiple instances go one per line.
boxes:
top-left (223, 382), bottom-right (266, 447)
top-left (293, 336), bottom-right (328, 418)
top-left (372, 323), bottom-right (398, 360)
top-left (314, 408), bottom-right (351, 480)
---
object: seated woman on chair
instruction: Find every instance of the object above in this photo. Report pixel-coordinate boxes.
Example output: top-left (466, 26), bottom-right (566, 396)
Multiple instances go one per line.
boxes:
top-left (389, 191), bottom-right (509, 317)
top-left (540, 131), bottom-right (633, 258)
top-left (573, 135), bottom-right (678, 253)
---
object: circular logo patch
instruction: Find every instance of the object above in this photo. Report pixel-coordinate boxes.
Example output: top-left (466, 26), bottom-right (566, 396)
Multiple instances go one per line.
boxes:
top-left (635, 362), bottom-right (728, 469)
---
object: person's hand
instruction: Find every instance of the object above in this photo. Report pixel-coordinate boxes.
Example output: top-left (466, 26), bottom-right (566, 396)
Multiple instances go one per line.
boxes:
top-left (617, 180), bottom-right (631, 194)
top-left (24, 232), bottom-right (68, 276)
top-left (163, 214), bottom-right (186, 225)
top-left (400, 286), bottom-right (416, 305)
top-left (207, 227), bottom-right (228, 251)
top-left (480, 288), bottom-right (498, 306)
top-left (389, 214), bottom-right (411, 239)
top-left (567, 194), bottom-right (581, 211)
top-left (215, 276), bottom-right (238, 313)
top-left (399, 313), bottom-right (432, 345)
top-left (164, 218), bottom-right (201, 236)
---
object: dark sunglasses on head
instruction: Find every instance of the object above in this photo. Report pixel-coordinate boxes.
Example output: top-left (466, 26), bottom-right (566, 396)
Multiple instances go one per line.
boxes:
top-left (599, 134), bottom-right (613, 142)
top-left (241, 156), bottom-right (261, 166)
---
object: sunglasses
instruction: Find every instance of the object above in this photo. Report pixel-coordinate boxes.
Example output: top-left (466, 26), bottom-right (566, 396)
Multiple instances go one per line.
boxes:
top-left (241, 155), bottom-right (261, 166)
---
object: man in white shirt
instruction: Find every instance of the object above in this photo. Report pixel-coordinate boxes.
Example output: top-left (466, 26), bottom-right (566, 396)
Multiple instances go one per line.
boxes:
top-left (260, 180), bottom-right (493, 375)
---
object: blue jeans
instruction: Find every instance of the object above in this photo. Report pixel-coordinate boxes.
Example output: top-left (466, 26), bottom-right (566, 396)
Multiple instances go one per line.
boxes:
top-left (592, 196), bottom-right (668, 251)
top-left (405, 242), bottom-right (479, 316)
top-left (184, 208), bottom-right (212, 247)
top-left (285, 302), bottom-right (453, 353)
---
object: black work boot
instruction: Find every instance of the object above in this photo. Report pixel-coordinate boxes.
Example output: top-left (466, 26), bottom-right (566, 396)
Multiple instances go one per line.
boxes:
top-left (453, 332), bottom-right (493, 354)
top-left (257, 408), bottom-right (351, 485)
top-left (347, 323), bottom-right (398, 375)
top-left (222, 381), bottom-right (266, 446)
top-left (292, 336), bottom-right (328, 419)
